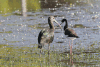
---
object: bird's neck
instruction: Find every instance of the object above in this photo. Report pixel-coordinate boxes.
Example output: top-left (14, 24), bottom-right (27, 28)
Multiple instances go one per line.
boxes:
top-left (48, 20), bottom-right (54, 29)
top-left (64, 21), bottom-right (68, 30)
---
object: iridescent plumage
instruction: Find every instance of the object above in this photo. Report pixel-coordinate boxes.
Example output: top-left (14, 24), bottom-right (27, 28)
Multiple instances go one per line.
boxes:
top-left (38, 16), bottom-right (62, 49)
top-left (61, 19), bottom-right (79, 38)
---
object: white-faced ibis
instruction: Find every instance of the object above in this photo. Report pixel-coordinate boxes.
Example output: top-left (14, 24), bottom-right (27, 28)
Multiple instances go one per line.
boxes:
top-left (60, 19), bottom-right (79, 55)
top-left (38, 16), bottom-right (62, 54)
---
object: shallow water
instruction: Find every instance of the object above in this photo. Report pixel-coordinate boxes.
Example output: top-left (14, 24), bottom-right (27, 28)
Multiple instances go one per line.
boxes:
top-left (0, 0), bottom-right (100, 67)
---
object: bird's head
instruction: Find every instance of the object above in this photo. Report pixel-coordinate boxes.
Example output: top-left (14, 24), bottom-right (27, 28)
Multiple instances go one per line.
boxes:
top-left (48, 16), bottom-right (56, 22)
top-left (48, 16), bottom-right (62, 30)
top-left (60, 19), bottom-right (67, 25)
top-left (60, 19), bottom-right (68, 30)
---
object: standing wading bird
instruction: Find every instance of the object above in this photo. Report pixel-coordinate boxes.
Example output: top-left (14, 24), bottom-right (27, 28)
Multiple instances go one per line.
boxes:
top-left (38, 16), bottom-right (62, 54)
top-left (60, 19), bottom-right (79, 55)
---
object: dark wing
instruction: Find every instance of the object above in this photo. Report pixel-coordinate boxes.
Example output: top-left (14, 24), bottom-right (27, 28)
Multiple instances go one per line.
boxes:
top-left (38, 29), bottom-right (54, 49)
top-left (65, 28), bottom-right (79, 38)
top-left (38, 29), bottom-right (46, 49)
top-left (38, 30), bottom-right (44, 44)
top-left (38, 29), bottom-right (54, 44)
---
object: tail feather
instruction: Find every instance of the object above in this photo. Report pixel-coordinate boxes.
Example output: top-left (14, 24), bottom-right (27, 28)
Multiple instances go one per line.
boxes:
top-left (38, 44), bottom-right (44, 49)
top-left (38, 45), bottom-right (42, 49)
top-left (76, 36), bottom-right (79, 38)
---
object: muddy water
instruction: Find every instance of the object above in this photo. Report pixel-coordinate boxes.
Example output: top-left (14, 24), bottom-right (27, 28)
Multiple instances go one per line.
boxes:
top-left (0, 0), bottom-right (100, 67)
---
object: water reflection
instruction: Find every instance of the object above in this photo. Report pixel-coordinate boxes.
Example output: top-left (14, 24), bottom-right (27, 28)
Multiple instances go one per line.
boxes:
top-left (0, 0), bottom-right (78, 14)
top-left (1, 0), bottom-right (96, 15)
top-left (21, 0), bottom-right (27, 17)
top-left (0, 0), bottom-right (98, 15)
top-left (0, 0), bottom-right (21, 14)
top-left (40, 0), bottom-right (64, 8)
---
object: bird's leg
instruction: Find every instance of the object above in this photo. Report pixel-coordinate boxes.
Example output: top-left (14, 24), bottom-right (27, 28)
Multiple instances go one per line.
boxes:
top-left (69, 39), bottom-right (72, 55)
top-left (70, 40), bottom-right (73, 56)
top-left (39, 49), bottom-right (42, 57)
top-left (47, 43), bottom-right (50, 66)
top-left (72, 40), bottom-right (73, 55)
top-left (48, 43), bottom-right (50, 55)
top-left (69, 39), bottom-right (70, 47)
top-left (69, 40), bottom-right (72, 66)
top-left (70, 54), bottom-right (72, 67)
top-left (40, 49), bottom-right (42, 53)
top-left (39, 49), bottom-right (42, 67)
top-left (72, 40), bottom-right (73, 65)
top-left (70, 40), bottom-right (73, 66)
top-left (69, 39), bottom-right (72, 66)
top-left (69, 40), bottom-right (71, 55)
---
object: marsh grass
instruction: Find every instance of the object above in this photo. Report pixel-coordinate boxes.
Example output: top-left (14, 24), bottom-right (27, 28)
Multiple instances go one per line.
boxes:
top-left (0, 43), bottom-right (100, 67)
top-left (0, 31), bottom-right (12, 33)
top-left (0, 44), bottom-right (64, 67)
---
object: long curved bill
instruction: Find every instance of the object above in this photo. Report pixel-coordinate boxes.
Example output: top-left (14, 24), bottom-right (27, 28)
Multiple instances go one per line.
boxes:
top-left (54, 20), bottom-right (62, 31)
top-left (60, 22), bottom-right (63, 25)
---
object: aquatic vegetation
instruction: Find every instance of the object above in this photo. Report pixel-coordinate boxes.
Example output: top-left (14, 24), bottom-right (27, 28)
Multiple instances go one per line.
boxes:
top-left (0, 44), bottom-right (99, 67)
top-left (0, 44), bottom-right (62, 67)
top-left (27, 0), bottom-right (41, 11)
top-left (0, 31), bottom-right (12, 33)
